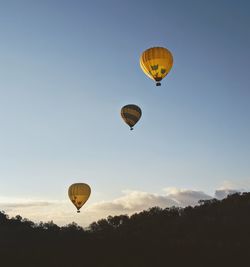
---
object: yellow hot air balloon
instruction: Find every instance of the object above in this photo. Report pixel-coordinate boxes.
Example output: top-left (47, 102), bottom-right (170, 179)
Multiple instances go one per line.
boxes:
top-left (68, 183), bottom-right (91, 213)
top-left (140, 46), bottom-right (173, 86)
top-left (121, 104), bottom-right (142, 130)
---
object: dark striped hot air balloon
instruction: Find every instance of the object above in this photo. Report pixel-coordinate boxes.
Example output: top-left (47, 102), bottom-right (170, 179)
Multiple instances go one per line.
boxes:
top-left (121, 104), bottom-right (142, 130)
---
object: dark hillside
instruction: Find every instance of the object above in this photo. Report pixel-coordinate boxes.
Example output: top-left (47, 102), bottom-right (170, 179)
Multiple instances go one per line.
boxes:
top-left (1, 192), bottom-right (250, 266)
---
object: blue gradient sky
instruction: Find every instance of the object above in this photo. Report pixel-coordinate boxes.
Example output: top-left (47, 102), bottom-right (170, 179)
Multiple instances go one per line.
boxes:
top-left (0, 0), bottom-right (249, 224)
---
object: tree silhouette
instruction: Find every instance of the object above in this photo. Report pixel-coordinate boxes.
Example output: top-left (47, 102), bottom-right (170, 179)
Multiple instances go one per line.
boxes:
top-left (0, 192), bottom-right (250, 266)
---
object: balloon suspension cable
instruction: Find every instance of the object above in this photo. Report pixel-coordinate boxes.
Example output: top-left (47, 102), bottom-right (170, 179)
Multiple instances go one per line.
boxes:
top-left (156, 82), bottom-right (161, 86)
top-left (130, 127), bottom-right (134, 131)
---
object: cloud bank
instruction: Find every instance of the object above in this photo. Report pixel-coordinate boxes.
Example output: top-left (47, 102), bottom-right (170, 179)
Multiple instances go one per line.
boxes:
top-left (0, 186), bottom-right (245, 227)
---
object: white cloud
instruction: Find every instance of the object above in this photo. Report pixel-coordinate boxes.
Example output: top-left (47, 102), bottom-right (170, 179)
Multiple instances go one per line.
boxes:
top-left (215, 180), bottom-right (246, 199)
top-left (164, 187), bottom-right (212, 206)
top-left (0, 185), bottom-right (245, 227)
top-left (88, 190), bottom-right (178, 214)
top-left (215, 189), bottom-right (241, 199)
top-left (0, 201), bottom-right (54, 208)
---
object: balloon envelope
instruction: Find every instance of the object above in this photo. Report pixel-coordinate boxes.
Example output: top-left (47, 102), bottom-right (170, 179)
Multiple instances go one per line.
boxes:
top-left (68, 183), bottom-right (91, 212)
top-left (140, 47), bottom-right (173, 86)
top-left (121, 104), bottom-right (142, 130)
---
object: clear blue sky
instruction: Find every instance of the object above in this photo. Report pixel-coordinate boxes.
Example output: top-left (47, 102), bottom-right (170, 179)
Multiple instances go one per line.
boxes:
top-left (0, 0), bottom-right (249, 224)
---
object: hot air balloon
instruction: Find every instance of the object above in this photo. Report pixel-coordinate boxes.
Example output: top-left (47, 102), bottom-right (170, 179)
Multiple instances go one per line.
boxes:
top-left (140, 47), bottom-right (173, 86)
top-left (68, 183), bottom-right (91, 213)
top-left (121, 104), bottom-right (142, 130)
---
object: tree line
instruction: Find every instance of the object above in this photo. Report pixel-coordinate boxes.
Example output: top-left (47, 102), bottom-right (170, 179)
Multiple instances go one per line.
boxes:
top-left (1, 192), bottom-right (250, 266)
